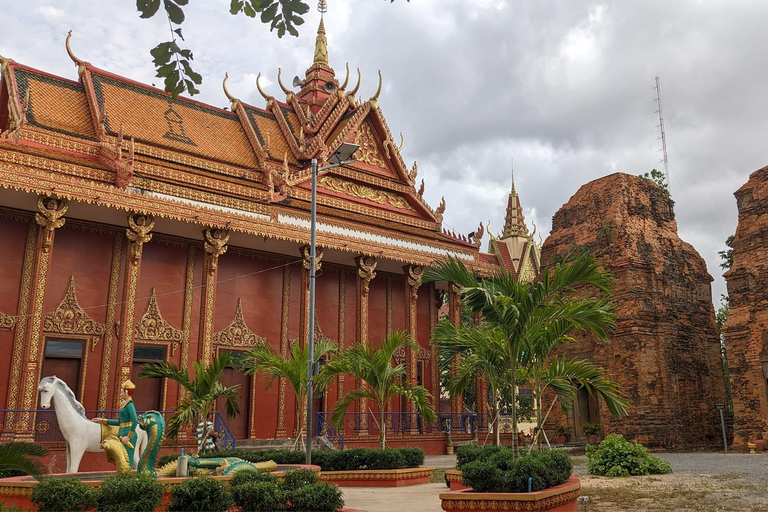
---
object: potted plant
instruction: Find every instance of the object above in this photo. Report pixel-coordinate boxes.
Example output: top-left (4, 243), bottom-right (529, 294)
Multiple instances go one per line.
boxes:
top-left (554, 425), bottom-right (568, 444)
top-left (754, 433), bottom-right (767, 452)
top-left (582, 423), bottom-right (603, 444)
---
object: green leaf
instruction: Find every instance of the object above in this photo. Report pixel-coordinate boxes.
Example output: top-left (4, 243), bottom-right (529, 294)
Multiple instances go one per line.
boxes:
top-left (150, 42), bottom-right (174, 65)
top-left (261, 2), bottom-right (279, 23)
top-left (185, 79), bottom-right (200, 96)
top-left (164, 0), bottom-right (186, 24)
top-left (155, 62), bottom-right (176, 77)
top-left (243, 2), bottom-right (256, 17)
top-left (292, 1), bottom-right (310, 15)
top-left (181, 61), bottom-right (203, 84)
top-left (137, 0), bottom-right (162, 18)
top-left (172, 0), bottom-right (189, 5)
top-left (173, 28), bottom-right (185, 41)
top-left (164, 69), bottom-right (180, 92)
top-left (230, 0), bottom-right (245, 14)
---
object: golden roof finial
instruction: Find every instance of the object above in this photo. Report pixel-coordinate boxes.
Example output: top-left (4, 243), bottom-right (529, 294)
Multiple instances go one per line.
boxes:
top-left (340, 63), bottom-right (350, 90)
top-left (313, 1), bottom-right (329, 66)
top-left (65, 30), bottom-right (86, 74)
top-left (277, 68), bottom-right (291, 95)
top-left (0, 54), bottom-right (10, 74)
top-left (369, 70), bottom-right (382, 108)
top-left (222, 73), bottom-right (239, 109)
top-left (397, 132), bottom-right (405, 153)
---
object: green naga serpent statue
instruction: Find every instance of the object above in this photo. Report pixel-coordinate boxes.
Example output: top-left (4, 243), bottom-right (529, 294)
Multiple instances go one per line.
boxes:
top-left (103, 410), bottom-right (276, 477)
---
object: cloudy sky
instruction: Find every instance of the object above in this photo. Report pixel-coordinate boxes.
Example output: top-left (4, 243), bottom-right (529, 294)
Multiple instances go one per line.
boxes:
top-left (3, 0), bottom-right (765, 303)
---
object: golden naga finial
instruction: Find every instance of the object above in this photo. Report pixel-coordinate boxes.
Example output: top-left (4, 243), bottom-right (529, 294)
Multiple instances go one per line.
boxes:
top-left (340, 63), bottom-right (350, 90)
top-left (313, 16), bottom-right (329, 66)
top-left (397, 132), bottom-right (405, 153)
top-left (369, 70), bottom-right (382, 107)
top-left (65, 30), bottom-right (86, 74)
top-left (0, 54), bottom-right (10, 73)
top-left (256, 73), bottom-right (274, 107)
top-left (348, 68), bottom-right (361, 96)
top-left (222, 73), bottom-right (239, 109)
top-left (277, 68), bottom-right (292, 98)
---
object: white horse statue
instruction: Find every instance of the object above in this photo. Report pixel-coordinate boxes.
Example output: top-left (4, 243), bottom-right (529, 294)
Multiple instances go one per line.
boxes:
top-left (37, 376), bottom-right (148, 473)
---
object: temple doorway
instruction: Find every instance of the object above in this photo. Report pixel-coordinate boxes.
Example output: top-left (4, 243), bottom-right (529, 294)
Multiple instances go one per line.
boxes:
top-left (217, 350), bottom-right (251, 439)
top-left (575, 386), bottom-right (601, 440)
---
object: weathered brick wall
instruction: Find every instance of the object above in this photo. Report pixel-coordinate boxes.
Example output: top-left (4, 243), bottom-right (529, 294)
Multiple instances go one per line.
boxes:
top-left (723, 165), bottom-right (768, 445)
top-left (541, 172), bottom-right (727, 448)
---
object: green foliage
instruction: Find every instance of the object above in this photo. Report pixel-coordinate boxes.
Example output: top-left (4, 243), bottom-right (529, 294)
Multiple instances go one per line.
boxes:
top-left (95, 472), bottom-right (163, 512)
top-left (156, 452), bottom-right (180, 467)
top-left (460, 449), bottom-right (572, 493)
top-left (585, 433), bottom-right (672, 477)
top-left (554, 425), bottom-right (569, 438)
top-left (640, 169), bottom-right (675, 207)
top-left (232, 481), bottom-right (286, 511)
top-left (0, 441), bottom-right (48, 480)
top-left (398, 447), bottom-right (425, 468)
top-left (581, 422), bottom-right (604, 437)
top-left (719, 234), bottom-right (735, 270)
top-left (229, 469), bottom-right (279, 488)
top-left (30, 477), bottom-right (96, 512)
top-left (139, 353), bottom-right (241, 452)
top-left (287, 482), bottom-right (344, 512)
top-left (716, 294), bottom-right (730, 329)
top-left (167, 475), bottom-right (234, 512)
top-left (280, 468), bottom-right (319, 491)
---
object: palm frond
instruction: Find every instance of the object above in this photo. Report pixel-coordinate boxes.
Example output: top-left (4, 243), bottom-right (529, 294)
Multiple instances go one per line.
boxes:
top-left (0, 442), bottom-right (48, 479)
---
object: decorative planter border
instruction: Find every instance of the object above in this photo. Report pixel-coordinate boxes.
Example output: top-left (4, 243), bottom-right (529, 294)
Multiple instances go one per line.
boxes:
top-left (445, 469), bottom-right (468, 490)
top-left (320, 467), bottom-right (433, 487)
top-left (440, 475), bottom-right (581, 512)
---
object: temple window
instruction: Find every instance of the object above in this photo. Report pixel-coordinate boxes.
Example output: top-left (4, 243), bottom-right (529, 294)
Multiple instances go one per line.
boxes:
top-left (132, 344), bottom-right (166, 412)
top-left (41, 339), bottom-right (84, 401)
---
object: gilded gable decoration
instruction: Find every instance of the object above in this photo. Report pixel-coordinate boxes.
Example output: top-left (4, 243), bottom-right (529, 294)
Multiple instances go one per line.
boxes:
top-left (408, 161), bottom-right (418, 184)
top-left (472, 222), bottom-right (484, 248)
top-left (44, 276), bottom-right (105, 342)
top-left (35, 195), bottom-right (68, 253)
top-left (434, 197), bottom-right (446, 224)
top-left (318, 175), bottom-right (416, 212)
top-left (98, 124), bottom-right (135, 189)
top-left (356, 255), bottom-right (377, 295)
top-left (203, 227), bottom-right (230, 274)
top-left (213, 299), bottom-right (266, 348)
top-left (126, 213), bottom-right (154, 262)
top-left (0, 312), bottom-right (16, 330)
top-left (354, 122), bottom-right (387, 169)
top-left (134, 288), bottom-right (183, 354)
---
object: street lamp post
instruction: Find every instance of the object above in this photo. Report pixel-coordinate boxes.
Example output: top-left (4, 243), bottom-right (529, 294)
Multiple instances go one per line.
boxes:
top-left (306, 142), bottom-right (359, 465)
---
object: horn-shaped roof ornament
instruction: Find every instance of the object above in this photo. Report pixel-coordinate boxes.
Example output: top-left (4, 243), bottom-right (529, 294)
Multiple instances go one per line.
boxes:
top-left (222, 73), bottom-right (239, 109)
top-left (340, 63), bottom-right (350, 90)
top-left (348, 68), bottom-right (361, 96)
top-left (397, 132), bottom-right (405, 152)
top-left (65, 30), bottom-right (86, 74)
top-left (369, 70), bottom-right (382, 108)
top-left (277, 68), bottom-right (291, 95)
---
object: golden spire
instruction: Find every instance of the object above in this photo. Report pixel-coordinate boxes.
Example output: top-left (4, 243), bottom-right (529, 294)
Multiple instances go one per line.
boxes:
top-left (313, 1), bottom-right (329, 66)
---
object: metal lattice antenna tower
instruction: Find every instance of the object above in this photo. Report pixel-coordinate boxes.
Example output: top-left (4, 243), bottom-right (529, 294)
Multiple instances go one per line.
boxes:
top-left (654, 76), bottom-right (670, 190)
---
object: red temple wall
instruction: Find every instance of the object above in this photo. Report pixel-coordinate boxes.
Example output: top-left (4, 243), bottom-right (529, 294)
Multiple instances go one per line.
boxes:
top-left (0, 216), bottom-right (28, 409)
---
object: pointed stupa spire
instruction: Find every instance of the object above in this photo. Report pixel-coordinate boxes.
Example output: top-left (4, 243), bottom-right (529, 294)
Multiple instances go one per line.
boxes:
top-left (314, 1), bottom-right (329, 66)
top-left (501, 159), bottom-right (529, 239)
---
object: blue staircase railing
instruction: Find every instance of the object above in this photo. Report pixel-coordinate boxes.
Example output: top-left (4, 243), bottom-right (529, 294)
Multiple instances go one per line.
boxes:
top-left (315, 412), bottom-right (344, 449)
top-left (314, 410), bottom-right (478, 441)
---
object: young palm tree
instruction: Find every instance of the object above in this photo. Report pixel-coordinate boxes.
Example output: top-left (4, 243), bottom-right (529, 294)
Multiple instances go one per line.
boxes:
top-left (426, 251), bottom-right (622, 457)
top-left (138, 352), bottom-right (241, 453)
top-left (318, 330), bottom-right (437, 449)
top-left (241, 338), bottom-right (337, 449)
top-left (0, 442), bottom-right (48, 480)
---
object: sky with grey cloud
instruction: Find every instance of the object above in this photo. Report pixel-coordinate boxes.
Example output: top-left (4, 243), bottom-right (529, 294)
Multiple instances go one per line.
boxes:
top-left (3, 0), bottom-right (765, 304)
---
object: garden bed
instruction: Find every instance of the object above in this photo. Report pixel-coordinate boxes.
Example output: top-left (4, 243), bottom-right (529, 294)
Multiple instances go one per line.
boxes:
top-left (439, 475), bottom-right (582, 512)
top-left (320, 467), bottom-right (433, 487)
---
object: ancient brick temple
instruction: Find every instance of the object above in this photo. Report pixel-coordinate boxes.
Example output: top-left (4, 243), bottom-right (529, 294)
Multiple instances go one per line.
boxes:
top-left (723, 164), bottom-right (768, 445)
top-left (541, 173), bottom-right (727, 448)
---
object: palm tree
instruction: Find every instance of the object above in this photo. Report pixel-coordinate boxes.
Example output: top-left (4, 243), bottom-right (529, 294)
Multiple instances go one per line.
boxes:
top-left (241, 338), bottom-right (337, 449)
top-left (318, 330), bottom-right (437, 449)
top-left (138, 353), bottom-right (241, 453)
top-left (426, 251), bottom-right (624, 457)
top-left (0, 442), bottom-right (48, 480)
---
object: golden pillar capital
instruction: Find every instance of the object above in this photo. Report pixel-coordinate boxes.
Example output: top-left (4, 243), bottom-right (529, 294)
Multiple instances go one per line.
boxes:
top-left (355, 255), bottom-right (377, 296)
top-left (126, 213), bottom-right (154, 262)
top-left (203, 227), bottom-right (230, 274)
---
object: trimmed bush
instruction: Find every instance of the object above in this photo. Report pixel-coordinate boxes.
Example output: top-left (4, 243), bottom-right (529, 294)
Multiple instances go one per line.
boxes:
top-left (30, 477), bottom-right (96, 512)
top-left (364, 448), bottom-right (406, 470)
top-left (230, 469), bottom-right (279, 488)
top-left (399, 447), bottom-right (425, 468)
top-left (456, 444), bottom-right (513, 470)
top-left (461, 449), bottom-right (572, 493)
top-left (232, 481), bottom-right (286, 511)
top-left (96, 472), bottom-right (163, 512)
top-left (288, 482), bottom-right (344, 512)
top-left (281, 468), bottom-right (319, 490)
top-left (167, 475), bottom-right (233, 512)
top-left (586, 433), bottom-right (672, 477)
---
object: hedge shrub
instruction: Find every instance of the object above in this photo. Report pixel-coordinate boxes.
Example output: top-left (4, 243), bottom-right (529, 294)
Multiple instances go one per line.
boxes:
top-left (30, 477), bottom-right (96, 512)
top-left (281, 468), bottom-right (319, 490)
top-left (96, 472), bottom-right (163, 512)
top-left (460, 448), bottom-right (572, 493)
top-left (288, 482), bottom-right (344, 512)
top-left (232, 481), bottom-right (286, 512)
top-left (229, 468), bottom-right (278, 488)
top-left (167, 475), bottom-right (233, 512)
top-left (586, 433), bottom-right (672, 477)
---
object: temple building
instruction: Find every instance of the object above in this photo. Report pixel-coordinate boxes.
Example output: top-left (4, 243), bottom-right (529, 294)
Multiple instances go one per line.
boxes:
top-left (0, 16), bottom-right (500, 457)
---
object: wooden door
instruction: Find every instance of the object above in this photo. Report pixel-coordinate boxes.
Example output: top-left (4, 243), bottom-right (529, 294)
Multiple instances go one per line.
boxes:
top-left (217, 360), bottom-right (251, 439)
top-left (131, 345), bottom-right (166, 412)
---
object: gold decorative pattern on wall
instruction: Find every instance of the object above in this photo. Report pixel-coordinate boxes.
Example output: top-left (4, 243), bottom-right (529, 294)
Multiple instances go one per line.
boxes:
top-left (180, 245), bottom-right (196, 384)
top-left (318, 175), bottom-right (415, 212)
top-left (0, 312), bottom-right (15, 330)
top-left (44, 276), bottom-right (106, 338)
top-left (98, 233), bottom-right (123, 410)
top-left (34, 196), bottom-right (68, 253)
top-left (213, 299), bottom-right (266, 348)
top-left (276, 265), bottom-right (291, 437)
top-left (353, 122), bottom-right (387, 169)
top-left (393, 345), bottom-right (431, 364)
top-left (135, 288), bottom-right (184, 354)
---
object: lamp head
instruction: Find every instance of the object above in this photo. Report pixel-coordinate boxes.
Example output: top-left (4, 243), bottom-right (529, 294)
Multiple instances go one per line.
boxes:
top-left (328, 142), bottom-right (360, 165)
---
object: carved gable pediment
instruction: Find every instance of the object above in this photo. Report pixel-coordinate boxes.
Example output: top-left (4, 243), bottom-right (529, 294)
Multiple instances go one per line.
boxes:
top-left (213, 299), bottom-right (266, 348)
top-left (135, 288), bottom-right (183, 343)
top-left (44, 276), bottom-right (105, 337)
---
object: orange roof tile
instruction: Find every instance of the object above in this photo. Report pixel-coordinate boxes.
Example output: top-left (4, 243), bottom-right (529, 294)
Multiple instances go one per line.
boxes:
top-left (244, 107), bottom-right (299, 166)
top-left (89, 72), bottom-right (257, 168)
top-left (14, 68), bottom-right (96, 139)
